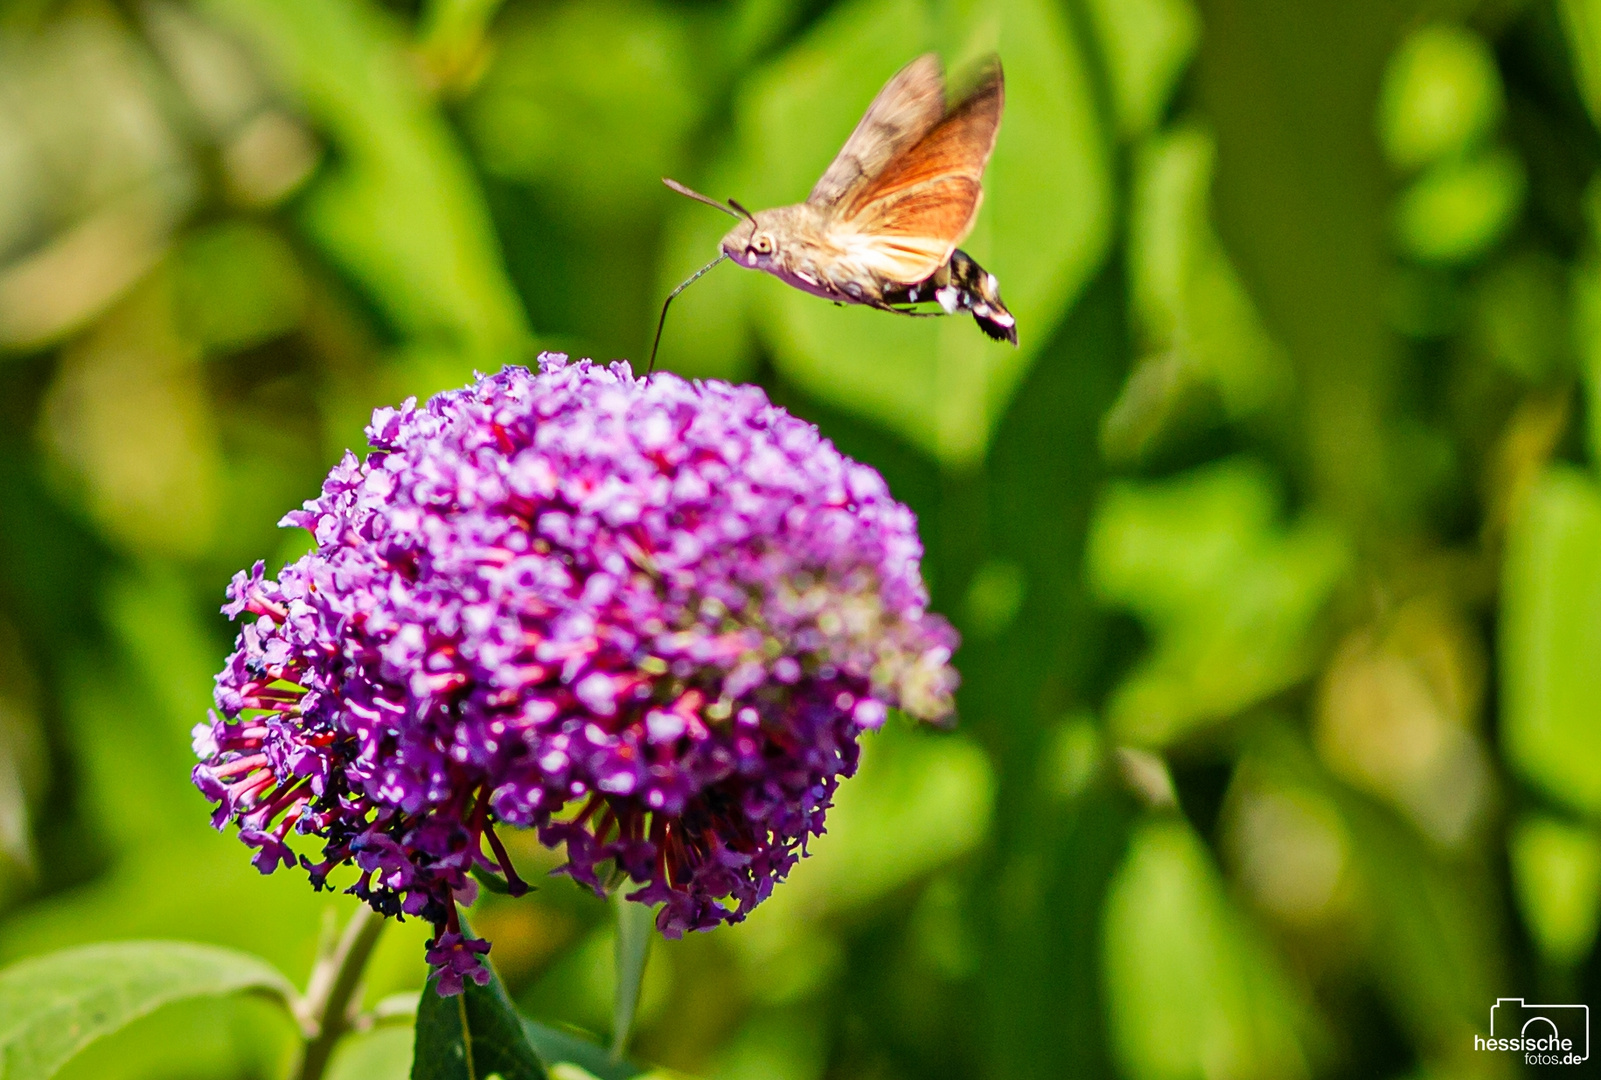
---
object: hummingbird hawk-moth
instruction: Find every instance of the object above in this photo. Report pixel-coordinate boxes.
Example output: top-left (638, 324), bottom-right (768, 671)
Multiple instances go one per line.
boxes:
top-left (650, 53), bottom-right (1015, 369)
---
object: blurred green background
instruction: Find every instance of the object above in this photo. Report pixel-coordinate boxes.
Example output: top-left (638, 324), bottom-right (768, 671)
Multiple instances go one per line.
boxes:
top-left (1, 0), bottom-right (1599, 1077)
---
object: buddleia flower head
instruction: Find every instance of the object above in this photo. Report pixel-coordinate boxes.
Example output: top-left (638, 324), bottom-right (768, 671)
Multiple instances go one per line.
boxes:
top-left (192, 355), bottom-right (958, 992)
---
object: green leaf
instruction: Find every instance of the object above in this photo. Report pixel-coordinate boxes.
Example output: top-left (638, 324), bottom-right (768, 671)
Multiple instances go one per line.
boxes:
top-left (413, 968), bottom-right (548, 1080)
top-left (1240, 725), bottom-right (1504, 1045)
top-left (1103, 818), bottom-right (1317, 1080)
top-left (1560, 0), bottom-right (1601, 132)
top-left (1081, 0), bottom-right (1199, 141)
top-left (1470, 248), bottom-right (1573, 383)
top-left (610, 893), bottom-right (654, 1059)
top-left (1088, 459), bottom-right (1350, 747)
top-left (741, 722), bottom-right (994, 922)
top-left (1572, 244), bottom-right (1601, 468)
top-left (470, 864), bottom-right (519, 896)
top-left (1393, 147), bottom-right (1524, 266)
top-left (172, 221), bottom-right (306, 353)
top-left (0, 941), bottom-right (296, 1080)
top-left (1509, 814), bottom-right (1601, 968)
top-left (416, 0), bottom-right (507, 94)
top-left (1377, 23), bottom-right (1504, 172)
top-left (197, 0), bottom-right (530, 385)
top-left (1501, 465), bottom-right (1601, 815)
top-left (1104, 125), bottom-right (1290, 460)
top-left (328, 1026), bottom-right (417, 1080)
top-left (521, 1019), bottom-right (645, 1080)
top-left (464, 0), bottom-right (701, 221)
top-left (963, 558), bottom-right (1027, 639)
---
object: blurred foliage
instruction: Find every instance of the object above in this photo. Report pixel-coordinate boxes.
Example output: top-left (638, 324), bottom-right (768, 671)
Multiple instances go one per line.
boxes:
top-left (1, 0), bottom-right (1600, 1079)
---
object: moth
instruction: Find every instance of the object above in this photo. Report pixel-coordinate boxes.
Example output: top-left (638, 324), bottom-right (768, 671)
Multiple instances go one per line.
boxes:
top-left (651, 53), bottom-right (1015, 369)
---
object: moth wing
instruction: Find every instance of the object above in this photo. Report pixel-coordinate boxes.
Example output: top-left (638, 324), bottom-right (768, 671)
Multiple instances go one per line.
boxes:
top-left (831, 59), bottom-right (1003, 285)
top-left (808, 53), bottom-right (948, 209)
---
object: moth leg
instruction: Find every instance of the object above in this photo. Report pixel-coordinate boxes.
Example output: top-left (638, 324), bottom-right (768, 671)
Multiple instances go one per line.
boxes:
top-left (865, 297), bottom-right (944, 319)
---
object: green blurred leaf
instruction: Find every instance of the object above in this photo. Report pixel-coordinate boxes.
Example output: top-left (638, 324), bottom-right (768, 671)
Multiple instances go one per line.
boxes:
top-left (1470, 247), bottom-right (1572, 383)
top-left (710, 723), bottom-right (992, 1010)
top-left (1559, 0), bottom-right (1601, 133)
top-left (963, 558), bottom-right (1026, 639)
top-left (173, 221), bottom-right (305, 352)
top-left (0, 12), bottom-right (196, 352)
top-left (328, 1025), bottom-right (416, 1080)
top-left (1221, 759), bottom-right (1352, 928)
top-left (1313, 595), bottom-right (1493, 851)
top-left (0, 941), bottom-right (296, 1080)
top-left (521, 1019), bottom-right (644, 1080)
top-left (1394, 147), bottom-right (1524, 265)
top-left (719, 0), bottom-right (814, 70)
top-left (1242, 724), bottom-right (1504, 1045)
top-left (1082, 0), bottom-right (1199, 141)
top-left (465, 0), bottom-right (700, 220)
top-left (1572, 227), bottom-right (1601, 463)
top-left (197, 0), bottom-right (529, 384)
top-left (1040, 714), bottom-right (1104, 803)
top-left (1103, 818), bottom-right (1315, 1080)
top-left (1378, 23), bottom-right (1503, 172)
top-left (748, 723), bottom-right (993, 920)
top-left (1088, 459), bottom-right (1350, 747)
top-left (1501, 466), bottom-right (1601, 816)
top-left (416, 0), bottom-right (505, 94)
top-left (1354, 805), bottom-right (1504, 1043)
top-left (0, 634), bottom-right (40, 887)
top-left (701, 1010), bottom-right (823, 1080)
top-left (610, 892), bottom-right (653, 1059)
top-left (517, 923), bottom-right (674, 1042)
top-left (1510, 814), bottom-right (1601, 968)
top-left (1105, 125), bottom-right (1290, 459)
top-left (47, 995), bottom-right (297, 1080)
top-left (414, 968), bottom-right (548, 1080)
top-left (41, 274), bottom-right (223, 558)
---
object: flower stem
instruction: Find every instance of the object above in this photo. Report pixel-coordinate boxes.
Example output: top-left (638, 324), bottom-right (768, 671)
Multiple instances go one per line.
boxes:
top-left (295, 905), bottom-right (386, 1080)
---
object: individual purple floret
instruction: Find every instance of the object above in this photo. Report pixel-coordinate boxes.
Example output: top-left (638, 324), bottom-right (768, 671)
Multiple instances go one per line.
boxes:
top-left (192, 355), bottom-right (958, 992)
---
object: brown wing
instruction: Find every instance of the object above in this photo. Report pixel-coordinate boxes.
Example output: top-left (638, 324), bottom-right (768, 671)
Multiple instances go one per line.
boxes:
top-left (808, 54), bottom-right (947, 209)
top-left (830, 58), bottom-right (1003, 284)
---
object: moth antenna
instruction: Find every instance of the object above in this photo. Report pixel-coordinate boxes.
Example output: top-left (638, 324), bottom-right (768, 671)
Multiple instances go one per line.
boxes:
top-left (663, 177), bottom-right (742, 220)
top-left (648, 252), bottom-right (729, 374)
top-left (726, 198), bottom-right (757, 225)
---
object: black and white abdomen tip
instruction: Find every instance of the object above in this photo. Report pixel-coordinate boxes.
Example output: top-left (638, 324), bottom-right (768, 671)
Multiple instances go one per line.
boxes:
top-left (882, 249), bottom-right (1018, 344)
top-left (947, 249), bottom-right (1017, 345)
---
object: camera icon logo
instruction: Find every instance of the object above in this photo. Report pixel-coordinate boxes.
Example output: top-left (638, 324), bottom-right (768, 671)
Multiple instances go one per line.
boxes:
top-left (1488, 998), bottom-right (1589, 1063)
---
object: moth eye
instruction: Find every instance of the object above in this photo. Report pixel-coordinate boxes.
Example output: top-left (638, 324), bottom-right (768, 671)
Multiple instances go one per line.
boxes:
top-left (753, 235), bottom-right (774, 255)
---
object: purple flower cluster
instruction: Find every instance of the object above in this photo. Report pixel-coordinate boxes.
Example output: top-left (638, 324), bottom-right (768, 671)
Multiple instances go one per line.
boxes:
top-left (193, 356), bottom-right (957, 991)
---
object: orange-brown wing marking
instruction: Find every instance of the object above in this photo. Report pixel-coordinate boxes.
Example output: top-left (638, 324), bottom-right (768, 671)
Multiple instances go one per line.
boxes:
top-left (858, 177), bottom-right (983, 239)
top-left (808, 54), bottom-right (948, 209)
top-left (835, 59), bottom-right (1003, 282)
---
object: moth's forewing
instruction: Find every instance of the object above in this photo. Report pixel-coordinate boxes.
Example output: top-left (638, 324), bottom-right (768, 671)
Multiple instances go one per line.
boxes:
top-left (828, 60), bottom-right (1004, 285)
top-left (808, 54), bottom-right (947, 209)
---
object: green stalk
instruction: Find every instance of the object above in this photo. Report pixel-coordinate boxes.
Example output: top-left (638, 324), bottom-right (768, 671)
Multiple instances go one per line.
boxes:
top-left (294, 905), bottom-right (388, 1080)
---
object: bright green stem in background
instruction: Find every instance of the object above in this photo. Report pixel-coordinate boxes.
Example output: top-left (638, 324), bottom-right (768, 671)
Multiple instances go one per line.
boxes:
top-left (295, 906), bottom-right (387, 1080)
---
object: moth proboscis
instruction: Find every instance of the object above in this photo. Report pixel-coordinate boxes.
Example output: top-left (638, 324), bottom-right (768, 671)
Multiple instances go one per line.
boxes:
top-left (650, 53), bottom-right (1016, 371)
